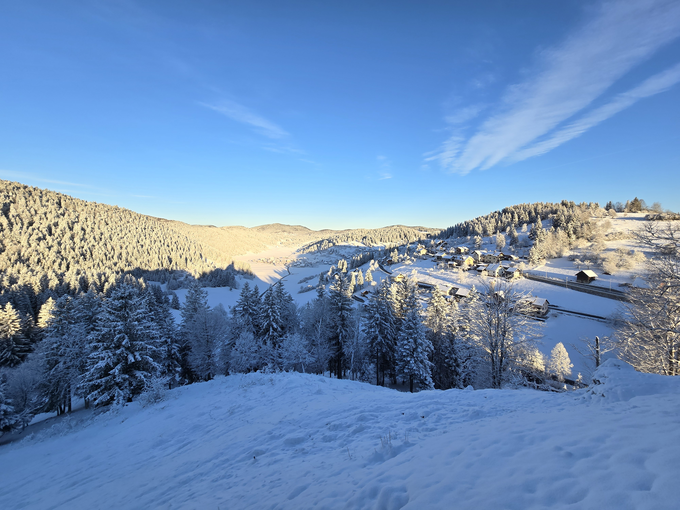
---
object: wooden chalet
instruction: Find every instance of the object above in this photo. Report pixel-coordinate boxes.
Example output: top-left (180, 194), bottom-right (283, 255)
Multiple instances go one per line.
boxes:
top-left (456, 246), bottom-right (470, 255)
top-left (521, 297), bottom-right (550, 316)
top-left (417, 281), bottom-right (434, 290)
top-left (575, 270), bottom-right (597, 283)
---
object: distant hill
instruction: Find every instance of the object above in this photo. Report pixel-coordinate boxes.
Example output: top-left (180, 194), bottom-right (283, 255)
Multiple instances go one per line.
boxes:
top-left (0, 180), bottom-right (439, 306)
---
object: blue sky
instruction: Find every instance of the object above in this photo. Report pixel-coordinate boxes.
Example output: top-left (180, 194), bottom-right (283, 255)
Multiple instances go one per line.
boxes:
top-left (1, 0), bottom-right (679, 230)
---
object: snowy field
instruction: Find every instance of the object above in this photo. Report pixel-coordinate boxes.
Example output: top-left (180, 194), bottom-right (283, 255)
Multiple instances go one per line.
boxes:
top-left (1, 361), bottom-right (679, 509)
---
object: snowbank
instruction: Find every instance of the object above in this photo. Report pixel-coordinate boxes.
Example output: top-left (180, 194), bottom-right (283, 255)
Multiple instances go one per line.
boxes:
top-left (2, 370), bottom-right (679, 509)
top-left (588, 359), bottom-right (680, 402)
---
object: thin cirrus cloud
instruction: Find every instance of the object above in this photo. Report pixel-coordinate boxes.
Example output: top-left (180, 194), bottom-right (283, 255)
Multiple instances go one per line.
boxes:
top-left (512, 61), bottom-right (680, 162)
top-left (429, 0), bottom-right (680, 175)
top-left (201, 100), bottom-right (289, 140)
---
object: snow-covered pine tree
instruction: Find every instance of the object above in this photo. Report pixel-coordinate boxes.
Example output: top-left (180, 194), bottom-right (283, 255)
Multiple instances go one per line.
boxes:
top-left (229, 330), bottom-right (261, 373)
top-left (0, 374), bottom-right (18, 435)
top-left (363, 279), bottom-right (397, 386)
top-left (280, 333), bottom-right (314, 373)
top-left (396, 289), bottom-right (433, 392)
top-left (39, 295), bottom-right (89, 414)
top-left (80, 284), bottom-right (161, 407)
top-left (547, 342), bottom-right (573, 382)
top-left (425, 286), bottom-right (459, 389)
top-left (146, 287), bottom-right (181, 387)
top-left (181, 280), bottom-right (210, 326)
top-left (274, 281), bottom-right (297, 338)
top-left (328, 276), bottom-right (353, 378)
top-left (187, 305), bottom-right (229, 380)
top-left (170, 293), bottom-right (180, 310)
top-left (259, 284), bottom-right (284, 350)
top-left (179, 281), bottom-right (210, 382)
top-left (356, 270), bottom-right (364, 288)
top-left (37, 297), bottom-right (56, 331)
top-left (365, 268), bottom-right (373, 283)
top-left (234, 282), bottom-right (261, 335)
top-left (0, 302), bottom-right (30, 368)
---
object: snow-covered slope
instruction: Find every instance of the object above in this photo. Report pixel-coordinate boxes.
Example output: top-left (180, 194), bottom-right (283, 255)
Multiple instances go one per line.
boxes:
top-left (2, 362), bottom-right (679, 509)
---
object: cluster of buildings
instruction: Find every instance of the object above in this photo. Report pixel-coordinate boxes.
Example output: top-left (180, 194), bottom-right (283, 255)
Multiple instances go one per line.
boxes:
top-left (422, 245), bottom-right (524, 281)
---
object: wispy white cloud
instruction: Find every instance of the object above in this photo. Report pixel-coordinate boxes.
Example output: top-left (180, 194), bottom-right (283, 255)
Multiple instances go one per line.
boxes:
top-left (201, 100), bottom-right (289, 139)
top-left (512, 61), bottom-right (680, 161)
top-left (429, 0), bottom-right (680, 175)
top-left (377, 155), bottom-right (393, 180)
top-left (444, 104), bottom-right (486, 126)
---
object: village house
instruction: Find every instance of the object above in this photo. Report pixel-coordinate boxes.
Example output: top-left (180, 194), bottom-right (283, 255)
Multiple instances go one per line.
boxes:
top-left (521, 297), bottom-right (550, 316)
top-left (486, 263), bottom-right (505, 278)
top-left (505, 267), bottom-right (522, 280)
top-left (448, 287), bottom-right (472, 300)
top-left (481, 253), bottom-right (501, 264)
top-left (455, 255), bottom-right (475, 268)
top-left (575, 270), bottom-right (597, 283)
top-left (472, 250), bottom-right (485, 262)
top-left (456, 246), bottom-right (470, 255)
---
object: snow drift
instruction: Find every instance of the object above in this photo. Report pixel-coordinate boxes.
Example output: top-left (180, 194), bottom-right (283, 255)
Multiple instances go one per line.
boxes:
top-left (1, 364), bottom-right (679, 509)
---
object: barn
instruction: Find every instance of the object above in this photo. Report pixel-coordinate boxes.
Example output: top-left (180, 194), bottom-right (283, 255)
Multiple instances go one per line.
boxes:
top-left (575, 270), bottom-right (597, 283)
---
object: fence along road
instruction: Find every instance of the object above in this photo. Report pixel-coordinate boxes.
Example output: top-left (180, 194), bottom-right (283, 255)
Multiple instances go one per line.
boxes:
top-left (524, 272), bottom-right (630, 302)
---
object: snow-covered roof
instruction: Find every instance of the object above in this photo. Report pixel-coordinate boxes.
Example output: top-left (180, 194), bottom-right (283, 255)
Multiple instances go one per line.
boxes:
top-left (577, 270), bottom-right (597, 278)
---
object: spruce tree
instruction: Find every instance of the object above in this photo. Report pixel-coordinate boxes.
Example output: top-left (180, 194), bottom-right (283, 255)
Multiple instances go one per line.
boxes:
top-left (0, 375), bottom-right (18, 435)
top-left (80, 284), bottom-right (161, 407)
top-left (328, 275), bottom-right (353, 378)
top-left (0, 303), bottom-right (29, 368)
top-left (363, 280), bottom-right (397, 386)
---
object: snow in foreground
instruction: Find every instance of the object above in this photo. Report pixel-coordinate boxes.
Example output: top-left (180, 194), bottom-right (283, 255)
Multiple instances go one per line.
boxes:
top-left (1, 362), bottom-right (679, 510)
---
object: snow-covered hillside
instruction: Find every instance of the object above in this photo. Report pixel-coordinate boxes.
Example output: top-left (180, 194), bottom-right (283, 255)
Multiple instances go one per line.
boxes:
top-left (2, 361), bottom-right (679, 509)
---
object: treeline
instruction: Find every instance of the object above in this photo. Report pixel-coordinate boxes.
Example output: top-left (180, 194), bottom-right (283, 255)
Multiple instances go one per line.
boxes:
top-left (300, 225), bottom-right (438, 253)
top-left (439, 201), bottom-right (601, 240)
top-left (1, 273), bottom-right (576, 433)
top-left (604, 197), bottom-right (659, 214)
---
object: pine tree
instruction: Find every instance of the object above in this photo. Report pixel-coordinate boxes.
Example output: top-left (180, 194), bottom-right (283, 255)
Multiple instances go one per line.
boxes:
top-left (230, 330), bottom-right (261, 373)
top-left (425, 287), bottom-right (458, 389)
top-left (328, 276), bottom-right (353, 378)
top-left (363, 279), bottom-right (397, 386)
top-left (259, 284), bottom-right (284, 349)
top-left (187, 306), bottom-right (229, 381)
top-left (170, 293), bottom-right (180, 310)
top-left (0, 375), bottom-right (19, 435)
top-left (365, 268), bottom-right (373, 283)
top-left (80, 284), bottom-right (161, 407)
top-left (37, 297), bottom-right (56, 330)
top-left (396, 306), bottom-right (433, 392)
top-left (0, 303), bottom-right (30, 368)
top-left (39, 295), bottom-right (89, 414)
top-left (547, 342), bottom-right (573, 382)
top-left (147, 288), bottom-right (181, 387)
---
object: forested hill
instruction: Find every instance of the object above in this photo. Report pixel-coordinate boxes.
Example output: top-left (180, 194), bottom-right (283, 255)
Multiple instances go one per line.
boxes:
top-left (0, 180), bottom-right (250, 280)
top-left (438, 200), bottom-right (601, 239)
top-left (300, 225), bottom-right (441, 253)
